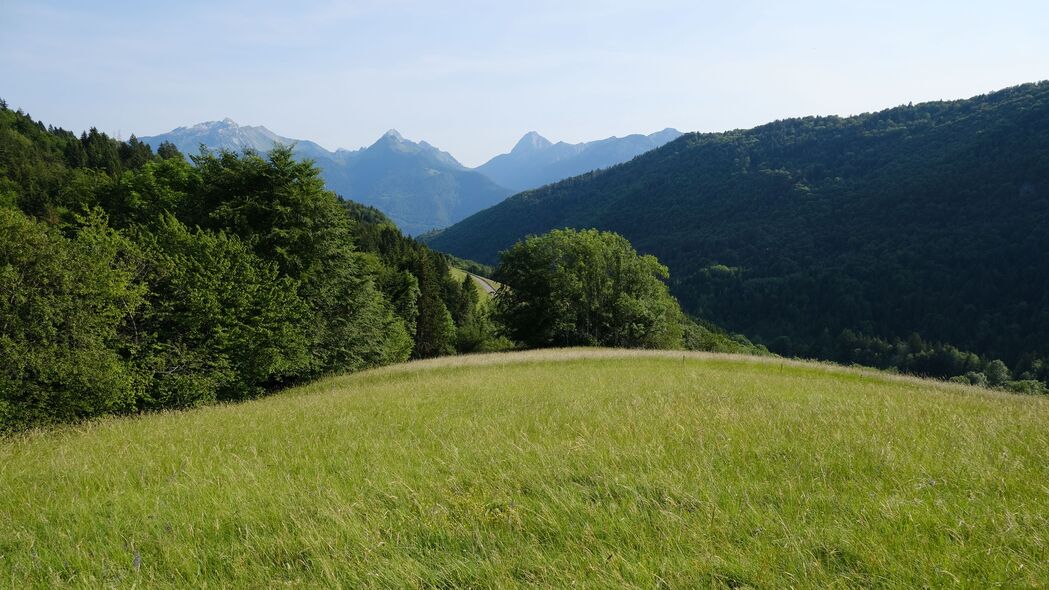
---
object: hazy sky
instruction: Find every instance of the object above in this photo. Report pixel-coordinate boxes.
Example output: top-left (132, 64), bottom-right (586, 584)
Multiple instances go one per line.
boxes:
top-left (3, 0), bottom-right (1048, 166)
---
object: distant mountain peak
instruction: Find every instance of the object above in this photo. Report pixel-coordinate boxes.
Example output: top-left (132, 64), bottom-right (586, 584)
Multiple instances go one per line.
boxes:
top-left (178, 118), bottom-right (242, 134)
top-left (479, 127), bottom-right (683, 191)
top-left (383, 129), bottom-right (404, 141)
top-left (650, 127), bottom-right (682, 141)
top-left (512, 131), bottom-right (552, 154)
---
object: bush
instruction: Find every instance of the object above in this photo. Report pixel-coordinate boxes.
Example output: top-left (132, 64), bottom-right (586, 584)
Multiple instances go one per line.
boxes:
top-left (964, 372), bottom-right (989, 387)
top-left (682, 317), bottom-right (766, 354)
top-left (1004, 380), bottom-right (1049, 395)
top-left (984, 360), bottom-right (1011, 387)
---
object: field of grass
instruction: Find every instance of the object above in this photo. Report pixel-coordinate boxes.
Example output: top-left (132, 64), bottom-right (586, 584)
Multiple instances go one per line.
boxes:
top-left (2, 349), bottom-right (1048, 588)
top-left (449, 266), bottom-right (501, 299)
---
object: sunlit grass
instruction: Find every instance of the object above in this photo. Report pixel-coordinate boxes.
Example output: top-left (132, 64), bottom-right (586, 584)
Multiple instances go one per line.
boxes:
top-left (449, 266), bottom-right (500, 298)
top-left (1, 349), bottom-right (1047, 588)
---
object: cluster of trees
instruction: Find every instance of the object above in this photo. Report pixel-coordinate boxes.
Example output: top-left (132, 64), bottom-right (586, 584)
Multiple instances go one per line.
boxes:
top-left (344, 201), bottom-right (511, 356)
top-left (825, 330), bottom-right (1047, 394)
top-left (493, 229), bottom-right (761, 354)
top-left (0, 104), bottom-right (503, 430)
top-left (427, 83), bottom-right (1049, 391)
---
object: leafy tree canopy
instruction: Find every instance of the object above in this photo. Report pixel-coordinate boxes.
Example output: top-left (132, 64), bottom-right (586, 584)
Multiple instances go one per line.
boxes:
top-left (494, 228), bottom-right (685, 349)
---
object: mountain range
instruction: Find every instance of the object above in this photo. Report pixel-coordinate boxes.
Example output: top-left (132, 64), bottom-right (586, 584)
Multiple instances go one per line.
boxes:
top-left (141, 122), bottom-right (680, 235)
top-left (477, 128), bottom-right (682, 191)
top-left (141, 121), bottom-right (509, 235)
top-left (425, 82), bottom-right (1049, 372)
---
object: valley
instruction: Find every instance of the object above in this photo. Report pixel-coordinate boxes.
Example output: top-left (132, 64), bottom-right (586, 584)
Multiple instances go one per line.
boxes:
top-left (3, 4), bottom-right (1048, 584)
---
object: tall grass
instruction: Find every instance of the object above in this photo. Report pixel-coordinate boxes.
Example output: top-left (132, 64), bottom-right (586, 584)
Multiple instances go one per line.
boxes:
top-left (1, 349), bottom-right (1047, 588)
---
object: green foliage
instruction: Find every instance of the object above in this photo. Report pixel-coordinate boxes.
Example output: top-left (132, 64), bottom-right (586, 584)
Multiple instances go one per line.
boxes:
top-left (1, 104), bottom-right (474, 429)
top-left (118, 135), bottom-right (154, 170)
top-left (81, 128), bottom-right (123, 175)
top-left (984, 360), bottom-right (1011, 387)
top-left (185, 147), bottom-right (414, 376)
top-left (682, 316), bottom-right (766, 355)
top-left (190, 146), bottom-right (341, 279)
top-left (963, 372), bottom-right (989, 388)
top-left (131, 215), bottom-right (311, 407)
top-left (454, 308), bottom-right (515, 354)
top-left (449, 273), bottom-right (480, 324)
top-left (155, 141), bottom-right (184, 161)
top-left (0, 105), bottom-right (158, 223)
top-left (0, 209), bottom-right (143, 430)
top-left (345, 201), bottom-right (479, 358)
top-left (376, 267), bottom-right (421, 339)
top-left (829, 330), bottom-right (985, 381)
top-left (443, 253), bottom-right (495, 278)
top-left (449, 273), bottom-right (515, 354)
top-left (407, 250), bottom-right (457, 358)
top-left (429, 82), bottom-right (1049, 387)
top-left (494, 229), bottom-right (685, 349)
top-left (101, 156), bottom-right (197, 226)
top-left (1004, 380), bottom-right (1049, 395)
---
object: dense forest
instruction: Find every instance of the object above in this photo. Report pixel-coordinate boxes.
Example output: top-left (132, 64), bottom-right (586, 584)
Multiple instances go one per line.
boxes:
top-left (426, 83), bottom-right (1049, 390)
top-left (0, 102), bottom-right (505, 429)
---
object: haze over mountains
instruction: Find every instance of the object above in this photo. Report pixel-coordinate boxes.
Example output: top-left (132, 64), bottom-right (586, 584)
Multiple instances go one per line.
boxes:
top-left (141, 121), bottom-right (508, 235)
top-left (477, 128), bottom-right (682, 191)
top-left (142, 121), bottom-right (680, 235)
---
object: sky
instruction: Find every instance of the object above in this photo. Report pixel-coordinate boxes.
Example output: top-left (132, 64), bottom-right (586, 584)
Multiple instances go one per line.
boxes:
top-left (2, 0), bottom-right (1048, 167)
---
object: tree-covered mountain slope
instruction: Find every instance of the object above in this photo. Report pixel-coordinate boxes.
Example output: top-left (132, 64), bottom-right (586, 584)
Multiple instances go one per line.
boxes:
top-left (477, 128), bottom-right (682, 192)
top-left (142, 123), bottom-right (512, 235)
top-left (426, 82), bottom-right (1049, 376)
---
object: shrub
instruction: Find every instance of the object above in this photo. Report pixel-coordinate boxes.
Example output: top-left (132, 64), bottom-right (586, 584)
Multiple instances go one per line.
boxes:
top-left (1004, 380), bottom-right (1049, 395)
top-left (984, 360), bottom-right (1011, 387)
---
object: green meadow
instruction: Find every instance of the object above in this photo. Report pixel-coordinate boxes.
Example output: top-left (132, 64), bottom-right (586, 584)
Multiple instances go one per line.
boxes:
top-left (2, 350), bottom-right (1047, 588)
top-left (448, 266), bottom-right (502, 298)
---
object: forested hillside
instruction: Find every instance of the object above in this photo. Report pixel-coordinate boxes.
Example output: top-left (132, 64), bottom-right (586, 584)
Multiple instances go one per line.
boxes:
top-left (427, 83), bottom-right (1049, 386)
top-left (0, 103), bottom-right (498, 429)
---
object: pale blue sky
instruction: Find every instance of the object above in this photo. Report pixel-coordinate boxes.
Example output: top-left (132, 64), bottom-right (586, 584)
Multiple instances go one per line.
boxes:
top-left (2, 0), bottom-right (1047, 166)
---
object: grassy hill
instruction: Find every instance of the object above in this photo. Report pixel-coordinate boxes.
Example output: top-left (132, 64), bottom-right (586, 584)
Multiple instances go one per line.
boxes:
top-left (424, 83), bottom-right (1049, 381)
top-left (449, 266), bottom-right (502, 299)
top-left (2, 350), bottom-right (1047, 587)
